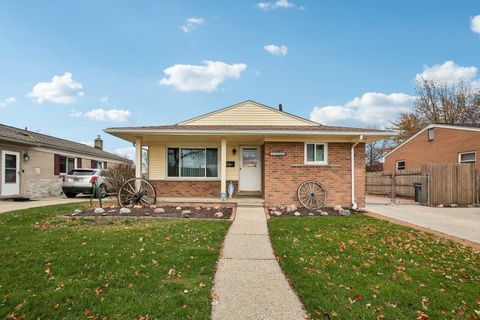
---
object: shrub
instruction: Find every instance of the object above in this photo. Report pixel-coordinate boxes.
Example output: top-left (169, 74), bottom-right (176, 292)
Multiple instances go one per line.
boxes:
top-left (103, 162), bottom-right (135, 195)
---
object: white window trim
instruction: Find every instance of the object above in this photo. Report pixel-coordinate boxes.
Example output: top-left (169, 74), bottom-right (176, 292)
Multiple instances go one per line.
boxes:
top-left (304, 143), bottom-right (328, 165)
top-left (396, 160), bottom-right (406, 170)
top-left (59, 156), bottom-right (77, 175)
top-left (165, 146), bottom-right (221, 180)
top-left (458, 151), bottom-right (476, 164)
top-left (428, 128), bottom-right (435, 141)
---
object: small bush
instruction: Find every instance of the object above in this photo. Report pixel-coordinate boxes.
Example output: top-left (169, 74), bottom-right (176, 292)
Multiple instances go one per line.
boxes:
top-left (103, 162), bottom-right (135, 195)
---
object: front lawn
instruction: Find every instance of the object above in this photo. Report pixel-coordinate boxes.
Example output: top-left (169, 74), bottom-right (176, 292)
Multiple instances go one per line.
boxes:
top-left (0, 203), bottom-right (230, 319)
top-left (269, 215), bottom-right (480, 320)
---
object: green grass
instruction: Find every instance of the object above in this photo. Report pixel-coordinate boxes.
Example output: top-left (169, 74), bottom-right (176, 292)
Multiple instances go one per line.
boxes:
top-left (268, 215), bottom-right (480, 320)
top-left (0, 203), bottom-right (230, 319)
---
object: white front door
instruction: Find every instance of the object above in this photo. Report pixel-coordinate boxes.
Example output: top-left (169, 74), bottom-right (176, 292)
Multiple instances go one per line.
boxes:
top-left (239, 146), bottom-right (262, 191)
top-left (1, 151), bottom-right (20, 196)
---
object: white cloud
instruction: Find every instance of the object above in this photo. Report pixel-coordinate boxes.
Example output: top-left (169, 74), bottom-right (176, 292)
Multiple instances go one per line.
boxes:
top-left (84, 109), bottom-right (132, 122)
top-left (159, 60), bottom-right (247, 92)
top-left (69, 109), bottom-right (82, 117)
top-left (100, 95), bottom-right (109, 103)
top-left (80, 141), bottom-right (94, 147)
top-left (415, 60), bottom-right (478, 84)
top-left (471, 15), bottom-right (480, 34)
top-left (310, 92), bottom-right (415, 128)
top-left (0, 96), bottom-right (16, 108)
top-left (115, 147), bottom-right (136, 160)
top-left (264, 44), bottom-right (288, 56)
top-left (28, 72), bottom-right (84, 104)
top-left (181, 17), bottom-right (205, 33)
top-left (257, 0), bottom-right (301, 10)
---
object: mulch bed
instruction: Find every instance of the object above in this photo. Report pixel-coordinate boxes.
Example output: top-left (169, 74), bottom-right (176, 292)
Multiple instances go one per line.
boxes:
top-left (69, 205), bottom-right (233, 220)
top-left (268, 206), bottom-right (357, 217)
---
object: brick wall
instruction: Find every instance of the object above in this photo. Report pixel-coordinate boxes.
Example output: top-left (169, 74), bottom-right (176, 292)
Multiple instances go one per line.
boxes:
top-left (151, 180), bottom-right (221, 197)
top-left (263, 142), bottom-right (365, 208)
top-left (384, 127), bottom-right (480, 172)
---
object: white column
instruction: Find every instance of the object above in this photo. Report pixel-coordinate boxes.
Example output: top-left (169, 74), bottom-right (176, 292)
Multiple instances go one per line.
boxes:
top-left (221, 138), bottom-right (227, 195)
top-left (135, 136), bottom-right (143, 179)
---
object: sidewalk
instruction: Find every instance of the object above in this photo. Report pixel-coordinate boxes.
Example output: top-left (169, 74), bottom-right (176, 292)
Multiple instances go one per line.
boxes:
top-left (212, 206), bottom-right (306, 320)
top-left (0, 196), bottom-right (105, 213)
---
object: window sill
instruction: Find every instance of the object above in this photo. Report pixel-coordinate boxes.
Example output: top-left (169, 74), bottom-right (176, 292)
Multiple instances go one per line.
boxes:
top-left (291, 163), bottom-right (337, 167)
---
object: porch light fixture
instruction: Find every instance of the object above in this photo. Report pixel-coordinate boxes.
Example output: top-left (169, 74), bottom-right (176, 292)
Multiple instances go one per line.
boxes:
top-left (232, 148), bottom-right (237, 155)
top-left (23, 152), bottom-right (30, 161)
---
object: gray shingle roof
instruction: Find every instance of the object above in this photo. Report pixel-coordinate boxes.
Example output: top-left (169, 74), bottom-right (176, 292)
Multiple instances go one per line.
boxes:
top-left (0, 123), bottom-right (129, 162)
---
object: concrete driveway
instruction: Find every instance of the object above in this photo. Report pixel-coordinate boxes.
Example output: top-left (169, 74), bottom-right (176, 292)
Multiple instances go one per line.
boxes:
top-left (0, 196), bottom-right (113, 214)
top-left (365, 198), bottom-right (480, 244)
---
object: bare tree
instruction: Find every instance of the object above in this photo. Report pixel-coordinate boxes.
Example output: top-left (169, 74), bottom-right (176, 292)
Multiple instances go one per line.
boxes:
top-left (391, 79), bottom-right (480, 143)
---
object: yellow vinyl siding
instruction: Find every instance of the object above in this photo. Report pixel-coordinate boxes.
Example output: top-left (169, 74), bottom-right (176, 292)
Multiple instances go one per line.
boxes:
top-left (180, 101), bottom-right (315, 126)
top-left (226, 144), bottom-right (239, 181)
top-left (148, 145), bottom-right (165, 179)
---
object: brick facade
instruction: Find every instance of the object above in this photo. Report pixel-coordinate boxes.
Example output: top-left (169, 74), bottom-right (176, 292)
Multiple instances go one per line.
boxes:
top-left (150, 142), bottom-right (366, 208)
top-left (263, 142), bottom-right (365, 208)
top-left (384, 127), bottom-right (480, 172)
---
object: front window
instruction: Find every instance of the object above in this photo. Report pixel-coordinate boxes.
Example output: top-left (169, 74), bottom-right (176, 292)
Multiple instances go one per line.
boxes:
top-left (305, 143), bottom-right (327, 164)
top-left (60, 156), bottom-right (76, 174)
top-left (167, 147), bottom-right (219, 178)
top-left (459, 152), bottom-right (476, 164)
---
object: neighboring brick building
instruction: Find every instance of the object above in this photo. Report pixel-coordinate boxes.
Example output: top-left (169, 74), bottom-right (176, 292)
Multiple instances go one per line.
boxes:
top-left (106, 100), bottom-right (394, 209)
top-left (383, 125), bottom-right (480, 173)
top-left (0, 124), bottom-right (130, 199)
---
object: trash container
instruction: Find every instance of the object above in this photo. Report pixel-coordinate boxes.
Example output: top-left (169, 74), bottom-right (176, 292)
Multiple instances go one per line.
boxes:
top-left (413, 183), bottom-right (422, 203)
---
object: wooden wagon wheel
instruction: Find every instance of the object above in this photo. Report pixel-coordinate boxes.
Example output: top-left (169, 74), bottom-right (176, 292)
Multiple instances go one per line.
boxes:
top-left (297, 180), bottom-right (327, 209)
top-left (118, 178), bottom-right (157, 208)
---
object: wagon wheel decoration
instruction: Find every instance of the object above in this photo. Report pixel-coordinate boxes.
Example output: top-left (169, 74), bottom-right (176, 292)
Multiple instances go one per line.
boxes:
top-left (297, 180), bottom-right (327, 209)
top-left (118, 178), bottom-right (157, 208)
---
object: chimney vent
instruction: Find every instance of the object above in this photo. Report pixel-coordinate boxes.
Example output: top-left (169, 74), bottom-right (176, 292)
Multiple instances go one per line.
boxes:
top-left (278, 104), bottom-right (283, 112)
top-left (94, 135), bottom-right (103, 150)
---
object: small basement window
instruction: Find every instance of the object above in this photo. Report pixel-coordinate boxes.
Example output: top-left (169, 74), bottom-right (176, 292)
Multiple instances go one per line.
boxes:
top-left (305, 143), bottom-right (328, 165)
top-left (396, 160), bottom-right (406, 171)
top-left (458, 151), bottom-right (476, 164)
top-left (428, 128), bottom-right (435, 141)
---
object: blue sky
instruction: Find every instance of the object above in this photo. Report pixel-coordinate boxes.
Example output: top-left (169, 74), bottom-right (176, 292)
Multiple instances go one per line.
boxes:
top-left (0, 0), bottom-right (479, 159)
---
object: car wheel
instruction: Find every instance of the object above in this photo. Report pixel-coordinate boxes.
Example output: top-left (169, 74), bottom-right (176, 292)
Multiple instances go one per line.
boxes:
top-left (65, 192), bottom-right (77, 198)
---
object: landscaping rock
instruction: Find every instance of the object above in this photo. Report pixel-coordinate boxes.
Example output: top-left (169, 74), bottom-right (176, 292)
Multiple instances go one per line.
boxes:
top-left (320, 211), bottom-right (329, 216)
top-left (154, 208), bottom-right (165, 214)
top-left (273, 211), bottom-right (282, 216)
top-left (145, 212), bottom-right (150, 216)
top-left (74, 209), bottom-right (82, 213)
top-left (334, 205), bottom-right (343, 212)
top-left (214, 211), bottom-right (224, 218)
top-left (149, 204), bottom-right (157, 209)
top-left (195, 207), bottom-right (201, 210)
top-left (107, 209), bottom-right (116, 213)
top-left (182, 210), bottom-right (191, 218)
top-left (119, 207), bottom-right (132, 214)
top-left (339, 209), bottom-right (351, 216)
top-left (450, 203), bottom-right (458, 208)
top-left (269, 207), bottom-right (277, 211)
top-left (133, 205), bottom-right (143, 209)
top-left (308, 212), bottom-right (315, 216)
top-left (437, 204), bottom-right (444, 208)
top-left (294, 211), bottom-right (301, 216)
top-left (286, 204), bottom-right (298, 212)
top-left (94, 208), bottom-right (105, 214)
top-left (176, 206), bottom-right (182, 211)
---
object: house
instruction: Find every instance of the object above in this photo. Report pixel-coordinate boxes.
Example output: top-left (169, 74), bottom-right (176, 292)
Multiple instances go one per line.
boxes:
top-left (383, 124), bottom-right (480, 173)
top-left (105, 101), bottom-right (394, 208)
top-left (0, 123), bottom-right (130, 199)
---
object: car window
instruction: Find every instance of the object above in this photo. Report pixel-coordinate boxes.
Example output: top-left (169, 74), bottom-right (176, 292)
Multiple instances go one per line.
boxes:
top-left (68, 170), bottom-right (96, 176)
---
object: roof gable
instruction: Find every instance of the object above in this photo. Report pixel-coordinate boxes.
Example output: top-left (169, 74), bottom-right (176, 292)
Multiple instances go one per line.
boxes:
top-left (178, 100), bottom-right (319, 126)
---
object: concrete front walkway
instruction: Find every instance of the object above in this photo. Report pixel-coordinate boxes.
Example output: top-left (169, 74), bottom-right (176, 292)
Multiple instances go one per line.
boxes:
top-left (366, 202), bottom-right (480, 244)
top-left (212, 206), bottom-right (305, 320)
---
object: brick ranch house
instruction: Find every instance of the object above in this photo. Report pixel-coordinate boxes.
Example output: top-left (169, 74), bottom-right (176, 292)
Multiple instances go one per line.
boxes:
top-left (105, 101), bottom-right (394, 208)
top-left (383, 124), bottom-right (480, 173)
top-left (0, 123), bottom-right (129, 199)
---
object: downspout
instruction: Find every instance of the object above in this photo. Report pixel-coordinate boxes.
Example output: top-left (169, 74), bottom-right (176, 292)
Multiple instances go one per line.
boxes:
top-left (351, 135), bottom-right (364, 210)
